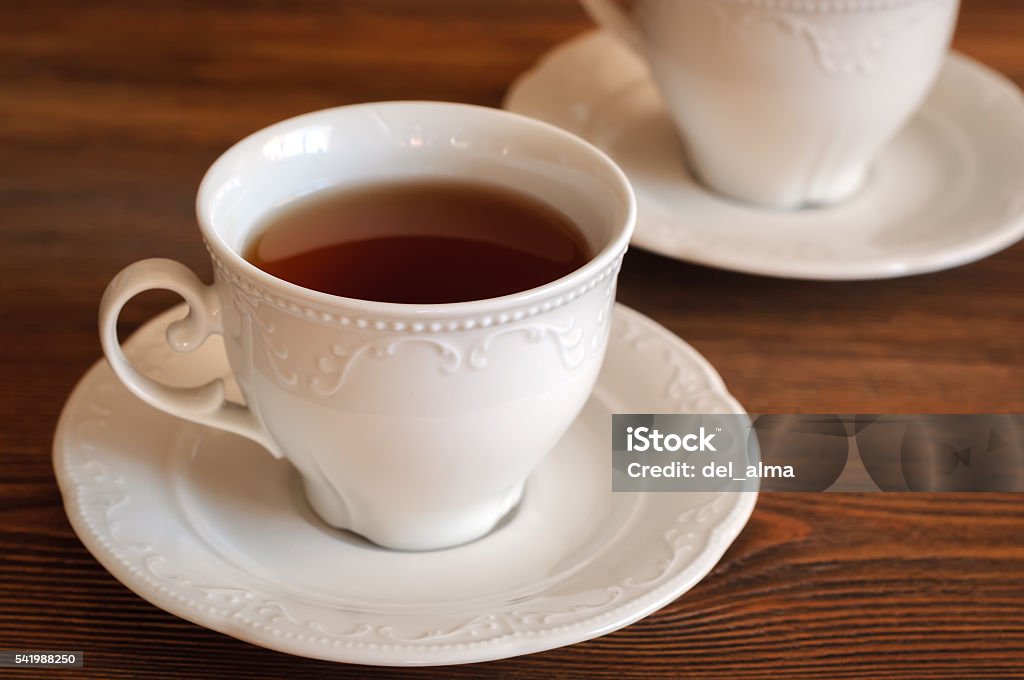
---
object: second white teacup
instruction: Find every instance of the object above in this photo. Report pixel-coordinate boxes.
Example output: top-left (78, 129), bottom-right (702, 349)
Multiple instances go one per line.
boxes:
top-left (99, 102), bottom-right (635, 551)
top-left (582, 0), bottom-right (960, 209)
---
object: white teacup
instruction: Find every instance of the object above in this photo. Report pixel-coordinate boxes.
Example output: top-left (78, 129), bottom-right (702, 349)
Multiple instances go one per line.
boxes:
top-left (99, 102), bottom-right (635, 551)
top-left (581, 0), bottom-right (960, 208)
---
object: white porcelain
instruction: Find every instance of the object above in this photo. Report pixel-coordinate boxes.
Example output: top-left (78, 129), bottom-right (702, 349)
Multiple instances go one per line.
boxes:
top-left (98, 102), bottom-right (635, 551)
top-left (505, 32), bottom-right (1024, 279)
top-left (57, 303), bottom-right (756, 666)
top-left (580, 0), bottom-right (960, 208)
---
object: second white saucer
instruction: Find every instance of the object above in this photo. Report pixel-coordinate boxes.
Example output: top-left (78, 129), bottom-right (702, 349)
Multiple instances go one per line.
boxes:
top-left (506, 31), bottom-right (1024, 280)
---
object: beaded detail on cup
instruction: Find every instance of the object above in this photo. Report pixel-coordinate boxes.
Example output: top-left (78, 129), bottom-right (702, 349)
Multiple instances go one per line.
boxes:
top-left (205, 242), bottom-right (624, 333)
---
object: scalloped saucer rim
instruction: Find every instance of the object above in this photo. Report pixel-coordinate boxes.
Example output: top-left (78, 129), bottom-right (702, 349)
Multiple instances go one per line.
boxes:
top-left (505, 31), bottom-right (1024, 280)
top-left (53, 303), bottom-right (756, 666)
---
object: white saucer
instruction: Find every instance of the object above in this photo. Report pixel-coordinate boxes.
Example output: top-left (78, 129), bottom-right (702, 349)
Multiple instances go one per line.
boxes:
top-left (53, 304), bottom-right (755, 666)
top-left (506, 32), bottom-right (1024, 280)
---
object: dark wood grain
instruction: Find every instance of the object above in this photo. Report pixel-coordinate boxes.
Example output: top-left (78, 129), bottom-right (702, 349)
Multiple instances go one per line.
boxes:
top-left (1, 1), bottom-right (1022, 678)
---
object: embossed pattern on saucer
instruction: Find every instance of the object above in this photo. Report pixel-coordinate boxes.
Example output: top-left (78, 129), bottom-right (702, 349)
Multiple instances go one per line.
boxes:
top-left (505, 31), bottom-right (1024, 279)
top-left (53, 304), bottom-right (757, 666)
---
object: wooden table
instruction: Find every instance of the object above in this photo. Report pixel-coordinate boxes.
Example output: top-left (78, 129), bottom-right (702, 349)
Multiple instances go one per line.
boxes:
top-left (2, 1), bottom-right (1022, 677)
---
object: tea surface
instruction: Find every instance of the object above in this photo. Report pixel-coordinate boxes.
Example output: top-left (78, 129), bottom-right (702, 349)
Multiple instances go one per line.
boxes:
top-left (243, 179), bottom-right (590, 304)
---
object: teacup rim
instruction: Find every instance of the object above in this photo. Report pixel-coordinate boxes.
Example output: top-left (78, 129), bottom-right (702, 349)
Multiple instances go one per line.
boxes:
top-left (196, 101), bottom-right (635, 320)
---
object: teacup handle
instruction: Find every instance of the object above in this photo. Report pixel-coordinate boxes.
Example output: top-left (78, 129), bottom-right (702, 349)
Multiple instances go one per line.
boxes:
top-left (99, 258), bottom-right (281, 458)
top-left (579, 0), bottom-right (644, 50)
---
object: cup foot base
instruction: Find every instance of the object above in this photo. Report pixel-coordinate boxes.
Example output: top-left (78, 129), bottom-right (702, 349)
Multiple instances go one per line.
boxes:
top-left (689, 156), bottom-right (871, 211)
top-left (302, 476), bottom-right (526, 552)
